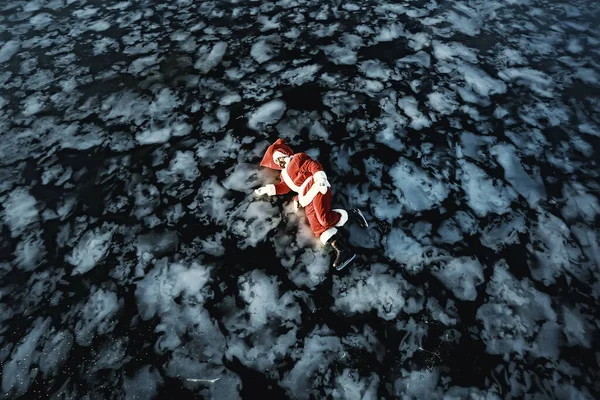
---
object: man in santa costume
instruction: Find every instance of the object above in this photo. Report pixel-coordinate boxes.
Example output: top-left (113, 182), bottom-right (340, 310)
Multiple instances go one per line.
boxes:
top-left (254, 138), bottom-right (367, 270)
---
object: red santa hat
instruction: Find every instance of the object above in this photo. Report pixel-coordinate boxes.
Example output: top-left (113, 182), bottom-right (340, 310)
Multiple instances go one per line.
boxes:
top-left (260, 138), bottom-right (294, 170)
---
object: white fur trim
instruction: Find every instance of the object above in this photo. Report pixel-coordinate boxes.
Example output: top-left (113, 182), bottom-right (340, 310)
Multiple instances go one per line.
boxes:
top-left (334, 209), bottom-right (348, 227)
top-left (273, 151), bottom-right (288, 164)
top-left (313, 171), bottom-right (327, 183)
top-left (281, 168), bottom-right (300, 192)
top-left (265, 184), bottom-right (276, 196)
top-left (320, 227), bottom-right (338, 244)
top-left (313, 171), bottom-right (330, 194)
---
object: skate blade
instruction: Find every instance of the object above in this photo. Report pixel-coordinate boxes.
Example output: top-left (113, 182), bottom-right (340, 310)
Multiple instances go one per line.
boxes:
top-left (335, 254), bottom-right (357, 271)
top-left (354, 209), bottom-right (369, 228)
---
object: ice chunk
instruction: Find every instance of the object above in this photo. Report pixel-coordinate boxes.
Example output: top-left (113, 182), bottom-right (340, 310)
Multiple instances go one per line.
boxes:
top-left (280, 64), bottom-right (321, 85)
top-left (195, 41), bottom-right (227, 73)
top-left (529, 212), bottom-right (586, 285)
top-left (375, 98), bottom-right (407, 151)
top-left (89, 20), bottom-right (110, 31)
top-left (533, 321), bottom-right (561, 359)
top-left (570, 225), bottom-right (600, 271)
top-left (463, 65), bottom-right (507, 97)
top-left (168, 151), bottom-right (199, 181)
top-left (228, 201), bottom-right (282, 248)
top-left (21, 268), bottom-right (64, 315)
top-left (459, 160), bottom-right (517, 217)
top-left (432, 257), bottom-right (484, 301)
top-left (86, 337), bottom-right (130, 376)
top-left (124, 365), bottom-right (163, 400)
top-left (3, 187), bottom-right (39, 238)
top-left (384, 228), bottom-right (448, 274)
top-left (363, 156), bottom-right (383, 187)
top-left (133, 183), bottom-right (160, 219)
top-left (39, 330), bottom-right (73, 376)
top-left (459, 131), bottom-right (495, 162)
top-left (435, 219), bottom-right (463, 244)
top-left (561, 182), bottom-right (600, 222)
top-left (480, 213), bottom-right (526, 251)
top-left (281, 326), bottom-right (343, 399)
top-left (195, 177), bottom-right (233, 224)
top-left (74, 287), bottom-right (120, 346)
top-left (248, 99), bottom-right (286, 130)
top-left (0, 40), bottom-right (20, 63)
top-left (561, 306), bottom-right (591, 348)
top-left (166, 350), bottom-right (241, 399)
top-left (432, 41), bottom-right (478, 63)
top-left (224, 273), bottom-right (302, 359)
top-left (359, 60), bottom-right (391, 80)
top-left (427, 90), bottom-right (458, 115)
top-left (222, 163), bottom-right (263, 192)
top-left (444, 386), bottom-right (502, 400)
top-left (389, 158), bottom-right (449, 213)
top-left (67, 225), bottom-right (115, 275)
top-left (135, 127), bottom-right (172, 144)
top-left (128, 54), bottom-right (159, 76)
top-left (332, 263), bottom-right (423, 320)
top-left (397, 96), bottom-right (431, 129)
top-left (196, 133), bottom-right (244, 166)
top-left (22, 93), bottom-right (46, 116)
top-left (491, 144), bottom-right (546, 207)
top-left (2, 318), bottom-right (50, 397)
top-left (135, 260), bottom-right (219, 355)
top-left (251, 39), bottom-right (276, 63)
top-left (498, 68), bottom-right (553, 96)
top-left (287, 246), bottom-right (330, 289)
top-left (426, 297), bottom-right (458, 326)
top-left (454, 211), bottom-right (478, 235)
top-left (476, 261), bottom-right (556, 357)
top-left (397, 51), bottom-right (431, 68)
top-left (136, 230), bottom-right (178, 258)
top-left (135, 260), bottom-right (213, 321)
top-left (394, 369), bottom-right (440, 399)
top-left (575, 68), bottom-right (599, 85)
top-left (226, 323), bottom-right (297, 375)
top-left (332, 369), bottom-right (379, 400)
top-left (375, 24), bottom-right (404, 42)
top-left (322, 90), bottom-right (360, 117)
top-left (238, 270), bottom-right (303, 329)
top-left (14, 231), bottom-right (46, 271)
top-left (322, 45), bottom-right (357, 65)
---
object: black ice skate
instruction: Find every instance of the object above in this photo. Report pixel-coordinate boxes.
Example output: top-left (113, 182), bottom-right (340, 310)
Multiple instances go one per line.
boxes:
top-left (350, 208), bottom-right (369, 228)
top-left (330, 236), bottom-right (356, 271)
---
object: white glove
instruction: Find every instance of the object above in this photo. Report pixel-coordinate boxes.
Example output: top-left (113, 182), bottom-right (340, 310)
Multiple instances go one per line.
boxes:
top-left (254, 185), bottom-right (276, 196)
top-left (313, 171), bottom-right (330, 194)
top-left (293, 197), bottom-right (301, 212)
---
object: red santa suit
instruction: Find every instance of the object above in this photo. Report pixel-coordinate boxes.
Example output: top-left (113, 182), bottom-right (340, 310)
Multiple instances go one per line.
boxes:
top-left (256, 139), bottom-right (348, 244)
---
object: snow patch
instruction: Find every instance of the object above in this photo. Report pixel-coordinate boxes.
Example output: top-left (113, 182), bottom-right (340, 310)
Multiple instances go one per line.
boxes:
top-left (75, 287), bottom-right (120, 346)
top-left (332, 263), bottom-right (424, 319)
top-left (248, 99), bottom-right (286, 130)
top-left (195, 42), bottom-right (228, 73)
top-left (389, 158), bottom-right (449, 213)
top-left (3, 188), bottom-right (39, 238)
top-left (67, 225), bottom-right (115, 275)
top-left (459, 160), bottom-right (517, 217)
top-left (432, 257), bottom-right (484, 301)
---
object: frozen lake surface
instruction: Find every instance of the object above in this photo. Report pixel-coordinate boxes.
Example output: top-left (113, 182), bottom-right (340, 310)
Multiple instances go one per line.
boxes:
top-left (0, 0), bottom-right (599, 398)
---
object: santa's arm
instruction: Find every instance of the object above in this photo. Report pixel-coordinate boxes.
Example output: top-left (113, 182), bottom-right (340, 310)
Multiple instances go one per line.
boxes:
top-left (303, 156), bottom-right (330, 192)
top-left (273, 179), bottom-right (291, 195)
top-left (255, 179), bottom-right (291, 196)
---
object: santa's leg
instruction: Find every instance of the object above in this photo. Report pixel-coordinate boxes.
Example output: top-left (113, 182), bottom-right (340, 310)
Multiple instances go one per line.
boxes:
top-left (308, 192), bottom-right (356, 270)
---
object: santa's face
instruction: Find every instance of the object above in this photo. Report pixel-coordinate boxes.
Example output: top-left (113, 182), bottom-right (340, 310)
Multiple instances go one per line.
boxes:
top-left (275, 157), bottom-right (287, 169)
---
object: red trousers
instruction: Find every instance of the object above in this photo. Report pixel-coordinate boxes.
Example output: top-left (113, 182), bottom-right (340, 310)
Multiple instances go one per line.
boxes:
top-left (304, 189), bottom-right (343, 242)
